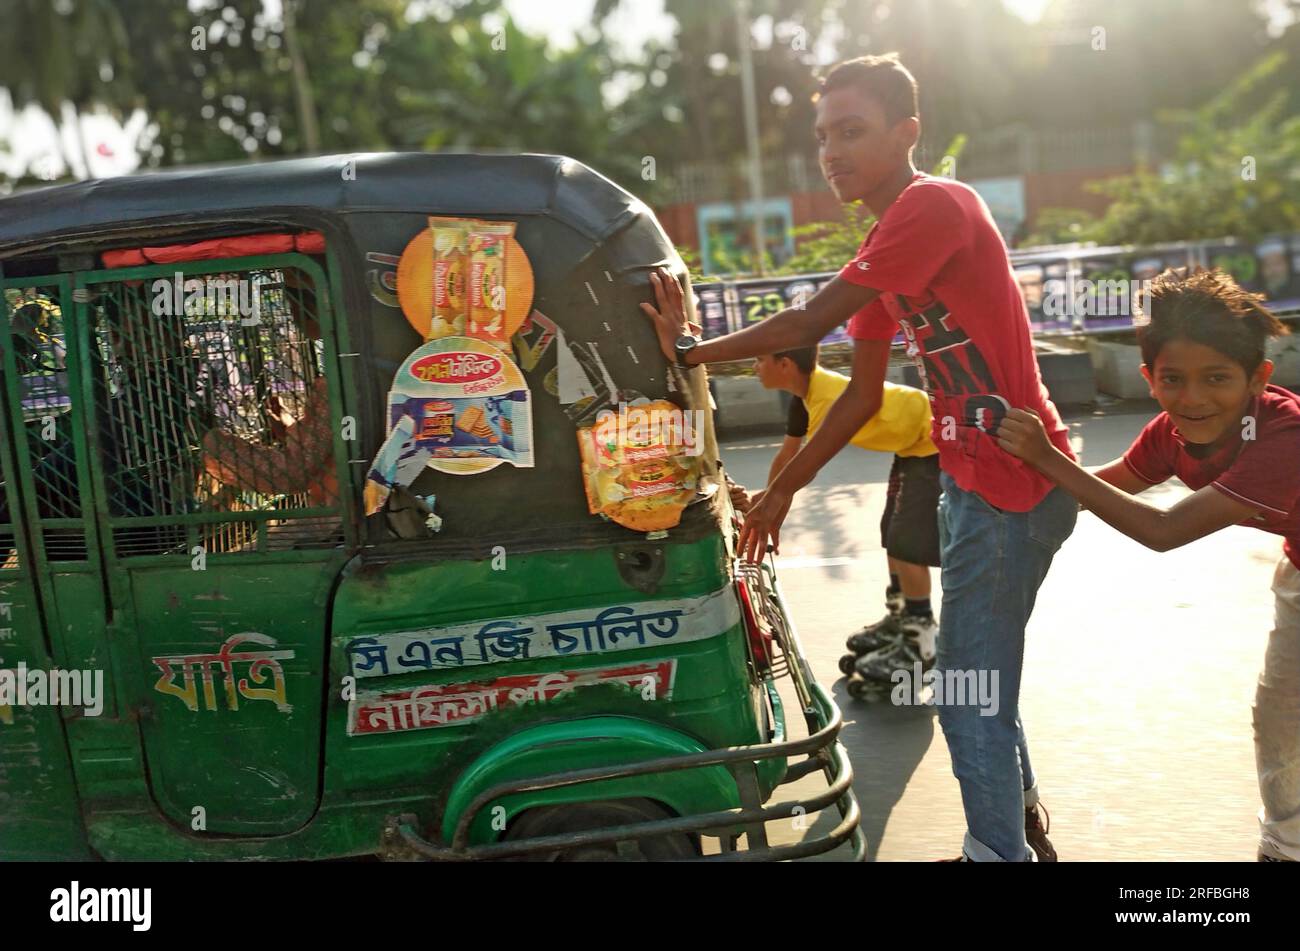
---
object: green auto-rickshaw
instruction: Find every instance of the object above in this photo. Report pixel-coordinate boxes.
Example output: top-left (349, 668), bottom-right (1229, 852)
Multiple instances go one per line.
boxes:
top-left (0, 153), bottom-right (862, 861)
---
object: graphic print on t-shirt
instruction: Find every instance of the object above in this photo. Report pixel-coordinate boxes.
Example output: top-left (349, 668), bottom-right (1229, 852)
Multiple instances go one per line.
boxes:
top-left (893, 292), bottom-right (1011, 437)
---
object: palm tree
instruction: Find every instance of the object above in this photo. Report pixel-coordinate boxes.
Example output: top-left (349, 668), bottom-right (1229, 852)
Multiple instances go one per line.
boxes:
top-left (0, 0), bottom-right (131, 179)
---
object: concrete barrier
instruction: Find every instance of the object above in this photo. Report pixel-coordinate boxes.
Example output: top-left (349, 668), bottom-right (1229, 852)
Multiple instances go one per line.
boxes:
top-left (1269, 332), bottom-right (1300, 387)
top-left (1086, 338), bottom-right (1150, 400)
top-left (709, 375), bottom-right (788, 436)
top-left (1035, 340), bottom-right (1098, 407)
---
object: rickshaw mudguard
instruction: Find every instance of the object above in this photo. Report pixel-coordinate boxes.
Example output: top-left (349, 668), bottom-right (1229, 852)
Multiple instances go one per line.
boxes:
top-left (386, 675), bottom-right (861, 861)
top-left (439, 715), bottom-right (740, 847)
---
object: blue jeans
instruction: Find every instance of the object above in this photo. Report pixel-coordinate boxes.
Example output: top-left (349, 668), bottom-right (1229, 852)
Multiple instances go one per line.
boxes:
top-left (935, 472), bottom-right (1077, 861)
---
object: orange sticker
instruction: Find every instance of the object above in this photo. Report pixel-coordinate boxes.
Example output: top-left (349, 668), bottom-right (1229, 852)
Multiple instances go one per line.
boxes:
top-left (397, 219), bottom-right (534, 348)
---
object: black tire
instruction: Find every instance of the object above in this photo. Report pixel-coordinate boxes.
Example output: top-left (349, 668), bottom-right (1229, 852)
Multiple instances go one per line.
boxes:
top-left (838, 653), bottom-right (858, 676)
top-left (503, 798), bottom-right (698, 862)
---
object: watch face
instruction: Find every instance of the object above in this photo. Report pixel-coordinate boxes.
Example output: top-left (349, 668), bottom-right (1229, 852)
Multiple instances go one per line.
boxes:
top-left (675, 335), bottom-right (697, 350)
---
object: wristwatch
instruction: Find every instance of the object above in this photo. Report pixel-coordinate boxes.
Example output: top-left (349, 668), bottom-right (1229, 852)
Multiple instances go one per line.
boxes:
top-left (673, 333), bottom-right (701, 369)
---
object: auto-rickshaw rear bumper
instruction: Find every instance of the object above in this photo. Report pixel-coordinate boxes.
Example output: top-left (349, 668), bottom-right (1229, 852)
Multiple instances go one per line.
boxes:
top-left (380, 678), bottom-right (865, 861)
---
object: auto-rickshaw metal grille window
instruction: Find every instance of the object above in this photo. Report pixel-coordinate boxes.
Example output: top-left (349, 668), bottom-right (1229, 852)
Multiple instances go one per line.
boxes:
top-left (3, 287), bottom-right (86, 563)
top-left (0, 454), bottom-right (20, 571)
top-left (84, 263), bottom-right (341, 557)
top-left (0, 527), bottom-right (16, 571)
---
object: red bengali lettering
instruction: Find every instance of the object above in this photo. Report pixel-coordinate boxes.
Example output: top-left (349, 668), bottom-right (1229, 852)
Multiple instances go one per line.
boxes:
top-left (351, 661), bottom-right (674, 734)
top-left (410, 351), bottom-right (503, 385)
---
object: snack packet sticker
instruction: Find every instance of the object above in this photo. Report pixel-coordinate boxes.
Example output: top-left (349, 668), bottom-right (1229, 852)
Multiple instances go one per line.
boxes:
top-left (467, 222), bottom-right (515, 350)
top-left (366, 337), bottom-right (534, 490)
top-left (428, 216), bottom-right (468, 339)
top-left (576, 399), bottom-right (699, 532)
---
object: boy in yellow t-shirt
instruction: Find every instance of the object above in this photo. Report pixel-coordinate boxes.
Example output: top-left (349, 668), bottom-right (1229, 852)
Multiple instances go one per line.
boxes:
top-left (752, 344), bottom-right (941, 685)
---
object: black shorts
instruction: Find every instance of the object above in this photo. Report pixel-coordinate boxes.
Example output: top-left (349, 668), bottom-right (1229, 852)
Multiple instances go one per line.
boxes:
top-left (879, 454), bottom-right (942, 567)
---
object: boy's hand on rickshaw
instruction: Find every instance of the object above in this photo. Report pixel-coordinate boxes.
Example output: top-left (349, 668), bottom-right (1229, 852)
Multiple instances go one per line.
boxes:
top-left (639, 267), bottom-right (691, 362)
top-left (738, 486), bottom-right (792, 563)
top-left (727, 480), bottom-right (753, 514)
top-left (996, 408), bottom-right (1053, 466)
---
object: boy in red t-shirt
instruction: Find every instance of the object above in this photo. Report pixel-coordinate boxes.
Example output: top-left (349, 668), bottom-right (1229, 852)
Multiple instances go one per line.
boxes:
top-left (998, 269), bottom-right (1300, 861)
top-left (641, 54), bottom-right (1076, 861)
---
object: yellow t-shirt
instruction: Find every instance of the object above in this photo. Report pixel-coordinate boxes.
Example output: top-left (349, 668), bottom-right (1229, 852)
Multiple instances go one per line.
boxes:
top-left (794, 365), bottom-right (937, 458)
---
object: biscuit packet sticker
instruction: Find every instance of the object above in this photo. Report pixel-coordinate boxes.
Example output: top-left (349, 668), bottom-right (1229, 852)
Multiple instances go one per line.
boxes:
top-left (576, 399), bottom-right (699, 532)
top-left (365, 337), bottom-right (533, 495)
top-left (467, 222), bottom-right (514, 350)
top-left (429, 216), bottom-right (469, 340)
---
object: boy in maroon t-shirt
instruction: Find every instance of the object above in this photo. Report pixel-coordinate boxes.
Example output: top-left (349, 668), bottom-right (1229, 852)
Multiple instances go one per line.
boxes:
top-left (641, 54), bottom-right (1076, 861)
top-left (999, 269), bottom-right (1300, 861)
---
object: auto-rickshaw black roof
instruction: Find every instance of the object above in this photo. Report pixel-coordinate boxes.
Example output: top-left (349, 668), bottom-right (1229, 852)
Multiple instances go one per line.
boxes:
top-left (0, 152), bottom-right (649, 258)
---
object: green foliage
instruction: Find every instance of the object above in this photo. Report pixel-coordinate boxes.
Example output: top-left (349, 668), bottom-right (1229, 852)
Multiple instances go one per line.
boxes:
top-left (1070, 53), bottom-right (1300, 246)
top-left (675, 245), bottom-right (717, 287)
top-left (115, 0), bottom-right (634, 168)
top-left (1, 0), bottom-right (649, 186)
top-left (707, 245), bottom-right (776, 279)
top-left (1019, 207), bottom-right (1103, 247)
top-left (779, 202), bottom-right (872, 274)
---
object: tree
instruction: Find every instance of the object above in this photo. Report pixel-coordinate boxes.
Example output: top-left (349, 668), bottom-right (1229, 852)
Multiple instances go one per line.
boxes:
top-left (1027, 53), bottom-right (1300, 247)
top-left (0, 0), bottom-right (132, 178)
top-left (1025, 0), bottom-right (1274, 126)
top-left (107, 0), bottom-right (638, 180)
top-left (1019, 206), bottom-right (1102, 247)
top-left (281, 0), bottom-right (320, 152)
top-left (112, 0), bottom-right (299, 166)
top-left (596, 0), bottom-right (853, 195)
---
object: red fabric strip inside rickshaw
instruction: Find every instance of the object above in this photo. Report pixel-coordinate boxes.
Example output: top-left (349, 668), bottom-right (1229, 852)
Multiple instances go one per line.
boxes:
top-left (101, 231), bottom-right (325, 268)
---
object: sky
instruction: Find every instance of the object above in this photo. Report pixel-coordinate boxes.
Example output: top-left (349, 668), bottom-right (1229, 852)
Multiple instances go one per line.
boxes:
top-left (503, 0), bottom-right (675, 54)
top-left (504, 0), bottom-right (1052, 50)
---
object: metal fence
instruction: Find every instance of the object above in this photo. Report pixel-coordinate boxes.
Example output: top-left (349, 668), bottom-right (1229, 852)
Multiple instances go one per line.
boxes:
top-left (694, 233), bottom-right (1300, 345)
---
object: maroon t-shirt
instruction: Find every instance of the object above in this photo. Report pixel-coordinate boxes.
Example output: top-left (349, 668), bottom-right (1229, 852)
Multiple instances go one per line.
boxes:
top-left (842, 173), bottom-right (1075, 511)
top-left (1123, 384), bottom-right (1300, 569)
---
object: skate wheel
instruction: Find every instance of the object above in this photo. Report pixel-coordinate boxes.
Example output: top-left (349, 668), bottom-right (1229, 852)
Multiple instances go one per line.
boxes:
top-left (838, 653), bottom-right (858, 676)
top-left (849, 674), bottom-right (891, 703)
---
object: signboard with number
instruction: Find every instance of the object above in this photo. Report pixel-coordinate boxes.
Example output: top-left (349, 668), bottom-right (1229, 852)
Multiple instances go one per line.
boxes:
top-left (695, 234), bottom-right (1300, 345)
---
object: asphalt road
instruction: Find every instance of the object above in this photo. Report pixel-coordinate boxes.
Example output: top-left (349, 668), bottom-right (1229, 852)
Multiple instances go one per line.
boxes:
top-left (718, 405), bottom-right (1282, 861)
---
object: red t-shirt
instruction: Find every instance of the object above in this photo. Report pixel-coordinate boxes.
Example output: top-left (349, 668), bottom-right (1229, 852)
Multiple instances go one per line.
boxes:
top-left (1122, 384), bottom-right (1300, 569)
top-left (841, 174), bottom-right (1075, 511)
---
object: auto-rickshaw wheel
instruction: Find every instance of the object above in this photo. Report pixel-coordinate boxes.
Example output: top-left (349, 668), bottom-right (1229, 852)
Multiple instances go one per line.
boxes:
top-left (503, 798), bottom-right (698, 861)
